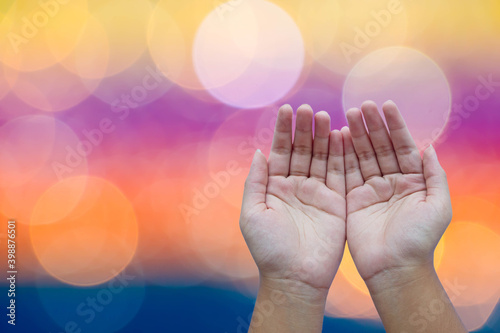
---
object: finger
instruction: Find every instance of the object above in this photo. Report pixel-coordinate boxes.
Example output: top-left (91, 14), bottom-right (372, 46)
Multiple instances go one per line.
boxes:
top-left (241, 150), bottom-right (268, 216)
top-left (310, 111), bottom-right (331, 181)
top-left (361, 101), bottom-right (400, 175)
top-left (289, 104), bottom-right (314, 176)
top-left (423, 145), bottom-right (450, 206)
top-left (346, 107), bottom-right (382, 180)
top-left (268, 104), bottom-right (293, 177)
top-left (382, 101), bottom-right (423, 174)
top-left (341, 127), bottom-right (364, 194)
top-left (326, 129), bottom-right (345, 197)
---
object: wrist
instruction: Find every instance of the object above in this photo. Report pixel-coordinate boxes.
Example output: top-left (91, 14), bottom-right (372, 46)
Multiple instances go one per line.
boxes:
top-left (364, 262), bottom-right (437, 297)
top-left (362, 262), bottom-right (467, 332)
top-left (258, 276), bottom-right (329, 308)
top-left (249, 276), bottom-right (328, 332)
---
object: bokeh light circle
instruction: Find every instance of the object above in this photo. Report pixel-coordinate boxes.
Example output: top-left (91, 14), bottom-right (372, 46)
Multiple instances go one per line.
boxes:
top-left (132, 175), bottom-right (216, 286)
top-left (87, 0), bottom-right (153, 77)
top-left (343, 46), bottom-right (451, 150)
top-left (307, 0), bottom-right (409, 76)
top-left (450, 195), bottom-right (500, 236)
top-left (296, 0), bottom-right (341, 60)
top-left (437, 221), bottom-right (500, 330)
top-left (60, 14), bottom-right (110, 80)
top-left (0, 117), bottom-right (89, 225)
top-left (7, 63), bottom-right (99, 112)
top-left (187, 193), bottom-right (256, 281)
top-left (42, 0), bottom-right (91, 62)
top-left (30, 176), bottom-right (139, 286)
top-left (0, 60), bottom-right (16, 101)
top-left (438, 221), bottom-right (500, 306)
top-left (193, 0), bottom-right (305, 108)
top-left (87, 55), bottom-right (174, 108)
top-left (0, 0), bottom-right (89, 72)
top-left (0, 115), bottom-right (56, 189)
top-left (207, 108), bottom-right (276, 209)
top-left (147, 0), bottom-right (214, 90)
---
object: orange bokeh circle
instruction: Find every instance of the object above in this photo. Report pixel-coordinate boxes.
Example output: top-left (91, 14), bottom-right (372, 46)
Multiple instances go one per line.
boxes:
top-left (30, 176), bottom-right (139, 286)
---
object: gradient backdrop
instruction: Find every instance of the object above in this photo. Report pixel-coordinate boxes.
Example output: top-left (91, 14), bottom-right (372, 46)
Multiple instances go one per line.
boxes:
top-left (0, 0), bottom-right (499, 332)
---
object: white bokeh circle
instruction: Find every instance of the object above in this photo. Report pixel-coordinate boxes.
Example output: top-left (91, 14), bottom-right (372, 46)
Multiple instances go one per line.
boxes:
top-left (193, 0), bottom-right (305, 109)
top-left (343, 46), bottom-right (451, 150)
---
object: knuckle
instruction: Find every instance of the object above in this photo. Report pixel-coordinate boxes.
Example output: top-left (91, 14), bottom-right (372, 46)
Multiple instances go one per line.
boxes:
top-left (293, 144), bottom-right (312, 155)
top-left (313, 151), bottom-right (329, 161)
top-left (397, 145), bottom-right (415, 156)
top-left (357, 150), bottom-right (376, 162)
top-left (272, 145), bottom-right (291, 156)
top-left (375, 144), bottom-right (395, 158)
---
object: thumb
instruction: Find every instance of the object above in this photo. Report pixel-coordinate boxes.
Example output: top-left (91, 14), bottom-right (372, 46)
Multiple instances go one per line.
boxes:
top-left (423, 145), bottom-right (451, 212)
top-left (241, 149), bottom-right (268, 216)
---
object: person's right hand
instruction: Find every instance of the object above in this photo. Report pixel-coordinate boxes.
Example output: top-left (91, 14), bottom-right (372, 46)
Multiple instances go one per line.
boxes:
top-left (240, 104), bottom-right (347, 297)
top-left (342, 101), bottom-right (452, 286)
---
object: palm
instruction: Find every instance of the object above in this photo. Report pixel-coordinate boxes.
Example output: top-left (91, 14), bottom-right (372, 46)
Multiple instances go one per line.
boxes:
top-left (245, 176), bottom-right (345, 288)
top-left (342, 101), bottom-right (451, 281)
top-left (347, 173), bottom-right (430, 280)
top-left (240, 105), bottom-right (346, 290)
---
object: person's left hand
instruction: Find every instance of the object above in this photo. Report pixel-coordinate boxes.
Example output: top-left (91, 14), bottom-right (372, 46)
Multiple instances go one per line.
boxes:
top-left (342, 101), bottom-right (452, 285)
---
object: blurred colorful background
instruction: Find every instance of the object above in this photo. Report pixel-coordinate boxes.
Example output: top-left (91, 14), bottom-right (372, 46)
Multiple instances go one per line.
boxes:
top-left (0, 0), bottom-right (499, 332)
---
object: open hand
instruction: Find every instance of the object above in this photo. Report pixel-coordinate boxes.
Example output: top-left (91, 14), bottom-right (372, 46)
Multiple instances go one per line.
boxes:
top-left (240, 104), bottom-right (346, 295)
top-left (342, 101), bottom-right (452, 283)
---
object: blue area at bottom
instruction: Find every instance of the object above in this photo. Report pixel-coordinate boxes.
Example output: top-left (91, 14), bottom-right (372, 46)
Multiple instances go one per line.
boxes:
top-left (1, 284), bottom-right (499, 332)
